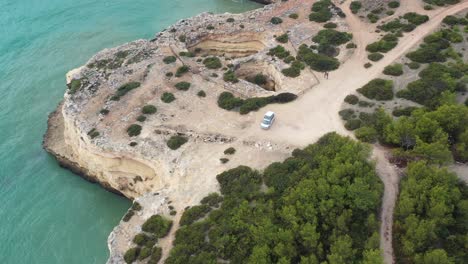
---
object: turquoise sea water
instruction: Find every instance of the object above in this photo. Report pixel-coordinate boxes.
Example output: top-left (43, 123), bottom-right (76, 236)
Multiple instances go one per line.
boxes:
top-left (0, 0), bottom-right (261, 263)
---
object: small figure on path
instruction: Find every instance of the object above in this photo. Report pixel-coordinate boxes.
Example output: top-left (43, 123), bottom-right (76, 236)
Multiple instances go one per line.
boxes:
top-left (324, 71), bottom-right (329, 79)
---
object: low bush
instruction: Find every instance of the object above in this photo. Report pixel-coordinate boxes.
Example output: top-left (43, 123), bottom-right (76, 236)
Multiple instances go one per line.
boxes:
top-left (167, 135), bottom-right (188, 150)
top-left (175, 65), bottom-right (189, 77)
top-left (68, 79), bottom-right (82, 94)
top-left (133, 233), bottom-right (156, 247)
top-left (142, 105), bottom-right (157, 114)
top-left (268, 45), bottom-right (291, 59)
top-left (392, 106), bottom-right (418, 117)
top-left (366, 35), bottom-right (398, 53)
top-left (174, 81), bottom-right (191, 91)
top-left (217, 92), bottom-right (243, 110)
top-left (178, 35), bottom-right (186, 42)
top-left (124, 248), bottom-right (140, 264)
top-left (247, 73), bottom-right (268, 86)
top-left (367, 13), bottom-right (379, 23)
top-left (364, 62), bottom-right (372, 68)
top-left (226, 18), bottom-right (235, 23)
top-left (383, 63), bottom-right (403, 76)
top-left (344, 94), bottom-right (359, 105)
top-left (323, 22), bottom-right (337, 28)
top-left (346, 42), bottom-right (357, 48)
top-left (111, 82), bottom-right (141, 101)
top-left (388, 1), bottom-right (400, 8)
top-left (161, 92), bottom-right (176, 103)
top-left (407, 61), bottom-right (420, 69)
top-left (87, 128), bottom-right (100, 139)
top-left (223, 70), bottom-right (239, 83)
top-left (224, 147), bottom-right (236, 155)
top-left (163, 56), bottom-right (176, 64)
top-left (180, 205), bottom-right (211, 226)
top-left (345, 119), bottom-right (362, 130)
top-left (289, 13), bottom-right (299, 19)
top-left (148, 247), bottom-right (162, 264)
top-left (197, 90), bottom-right (206, 97)
top-left (309, 0), bottom-right (333, 23)
top-left (218, 92), bottom-right (297, 114)
top-left (339, 108), bottom-right (355, 120)
top-left (141, 215), bottom-right (173, 238)
top-left (179, 51), bottom-right (195, 57)
top-left (312, 29), bottom-right (352, 46)
top-left (358, 100), bottom-right (375, 107)
top-left (355, 126), bottom-right (378, 142)
top-left (275, 33), bottom-right (289, 43)
top-left (350, 1), bottom-right (362, 14)
top-left (127, 124), bottom-right (142, 137)
top-left (100, 109), bottom-right (109, 115)
top-left (220, 158), bottom-right (229, 164)
top-left (403, 12), bottom-right (429, 25)
top-left (357, 78), bottom-right (394, 100)
top-left (297, 44), bottom-right (339, 72)
top-left (200, 193), bottom-right (223, 207)
top-left (271, 17), bottom-right (283, 24)
top-left (206, 25), bottom-right (215, 30)
top-left (138, 247), bottom-right (151, 261)
top-left (136, 115), bottom-right (146, 122)
top-left (282, 60), bottom-right (305, 77)
top-left (203, 57), bottom-right (222, 69)
top-left (368, 52), bottom-right (384, 61)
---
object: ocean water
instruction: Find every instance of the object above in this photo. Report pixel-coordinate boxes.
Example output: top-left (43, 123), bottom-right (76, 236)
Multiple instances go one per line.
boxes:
top-left (0, 0), bottom-right (261, 263)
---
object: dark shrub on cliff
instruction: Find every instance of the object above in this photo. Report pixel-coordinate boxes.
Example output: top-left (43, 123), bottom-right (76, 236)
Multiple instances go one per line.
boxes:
top-left (357, 79), bottom-right (394, 101)
top-left (127, 124), bottom-right (142, 137)
top-left (161, 92), bottom-right (175, 103)
top-left (124, 247), bottom-right (140, 264)
top-left (203, 57), bottom-right (222, 69)
top-left (270, 17), bottom-right (283, 24)
top-left (174, 81), bottom-right (191, 91)
top-left (142, 105), bottom-right (157, 114)
top-left (111, 82), bottom-right (141, 101)
top-left (180, 205), bottom-right (211, 226)
top-left (141, 215), bottom-right (173, 238)
top-left (167, 135), bottom-right (188, 150)
top-left (163, 56), bottom-right (176, 64)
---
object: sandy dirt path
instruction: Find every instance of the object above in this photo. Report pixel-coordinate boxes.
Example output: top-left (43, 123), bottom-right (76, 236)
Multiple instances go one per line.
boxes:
top-left (372, 146), bottom-right (401, 264)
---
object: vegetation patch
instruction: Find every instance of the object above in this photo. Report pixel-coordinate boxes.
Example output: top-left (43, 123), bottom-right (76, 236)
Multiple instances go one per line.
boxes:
top-left (281, 60), bottom-right (305, 78)
top-left (270, 17), bottom-right (283, 24)
top-left (142, 105), bottom-right (157, 114)
top-left (383, 63), bottom-right (403, 76)
top-left (142, 215), bottom-right (173, 238)
top-left (161, 92), bottom-right (175, 103)
top-left (180, 205), bottom-right (211, 226)
top-left (127, 124), bottom-right (142, 137)
top-left (357, 78), bottom-right (394, 101)
top-left (166, 133), bottom-right (384, 264)
top-left (224, 147), bottom-right (236, 155)
top-left (87, 128), bottom-right (100, 139)
top-left (217, 92), bottom-right (297, 114)
top-left (163, 56), bottom-right (176, 64)
top-left (203, 57), bottom-right (222, 69)
top-left (110, 82), bottom-right (141, 101)
top-left (350, 1), bottom-right (362, 14)
top-left (174, 81), bottom-right (191, 91)
top-left (167, 135), bottom-right (188, 150)
top-left (309, 0), bottom-right (333, 23)
top-left (297, 44), bottom-right (340, 72)
top-left (275, 33), bottom-right (288, 43)
top-left (344, 94), bottom-right (359, 105)
top-left (197, 90), bottom-right (206, 97)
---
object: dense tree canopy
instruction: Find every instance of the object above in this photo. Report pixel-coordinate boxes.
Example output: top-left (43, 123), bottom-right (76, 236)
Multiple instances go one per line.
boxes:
top-left (166, 133), bottom-right (384, 264)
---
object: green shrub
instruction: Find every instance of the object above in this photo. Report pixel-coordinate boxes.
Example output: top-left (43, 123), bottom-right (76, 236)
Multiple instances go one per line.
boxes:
top-left (323, 22), bottom-right (337, 28)
top-left (127, 124), bottom-right (142, 137)
top-left (163, 56), bottom-right (176, 64)
top-left (217, 92), bottom-right (243, 110)
top-left (141, 215), bottom-right (173, 238)
top-left (122, 210), bottom-right (134, 222)
top-left (357, 79), bottom-right (394, 100)
top-left (366, 37), bottom-right (398, 53)
top-left (275, 33), bottom-right (289, 43)
top-left (386, 10), bottom-right (395, 16)
top-left (345, 119), bottom-right (362, 130)
top-left (142, 105), bottom-right (157, 114)
top-left (224, 147), bottom-right (236, 155)
top-left (179, 51), bottom-right (195, 57)
top-left (355, 126), bottom-right (378, 142)
top-left (178, 35), bottom-right (186, 42)
top-left (364, 62), bottom-right (372, 68)
top-left (339, 109), bottom-right (355, 120)
top-left (197, 90), bottom-right (206, 97)
top-left (442, 15), bottom-right (466, 26)
top-left (297, 44), bottom-right (339, 72)
top-left (175, 81), bottom-right (191, 91)
top-left (268, 45), bottom-right (291, 59)
top-left (344, 94), bottom-right (359, 105)
top-left (148, 247), bottom-right (162, 264)
top-left (167, 135), bottom-right (188, 150)
top-left (223, 70), bottom-right (239, 83)
top-left (131, 202), bottom-right (142, 211)
top-left (180, 205), bottom-right (211, 226)
top-left (270, 17), bottom-right (283, 24)
top-left (388, 1), bottom-right (400, 8)
top-left (289, 13), bottom-right (299, 19)
top-left (136, 115), bottom-right (146, 122)
top-left (249, 74), bottom-right (268, 86)
top-left (367, 13), bottom-right (379, 23)
top-left (100, 109), bottom-right (109, 115)
top-left (407, 61), bottom-right (420, 69)
top-left (346, 43), bottom-right (357, 49)
top-left (392, 106), bottom-right (418, 117)
top-left (368, 53), bottom-right (384, 61)
top-left (220, 158), bottom-right (229, 164)
top-left (175, 65), bottom-right (189, 77)
top-left (403, 12), bottom-right (429, 25)
top-left (282, 60), bottom-right (305, 78)
top-left (166, 72), bottom-right (173, 77)
top-left (200, 193), bottom-right (223, 207)
top-left (69, 79), bottom-right (82, 94)
top-left (111, 82), bottom-right (141, 101)
top-left (124, 248), bottom-right (140, 264)
top-left (226, 18), bottom-right (235, 22)
top-left (309, 0), bottom-right (333, 22)
top-left (350, 1), bottom-right (362, 14)
top-left (383, 63), bottom-right (403, 76)
top-left (87, 128), bottom-right (100, 139)
top-left (216, 166), bottom-right (261, 198)
top-left (312, 29), bottom-right (352, 46)
top-left (161, 92), bottom-right (175, 103)
top-left (206, 25), bottom-right (215, 30)
top-left (133, 233), bottom-right (156, 247)
top-left (138, 247), bottom-right (151, 261)
top-left (203, 57), bottom-right (222, 69)
top-left (358, 100), bottom-right (374, 107)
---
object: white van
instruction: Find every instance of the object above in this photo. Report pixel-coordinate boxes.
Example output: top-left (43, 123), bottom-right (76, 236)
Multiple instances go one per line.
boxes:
top-left (261, 111), bottom-right (275, 129)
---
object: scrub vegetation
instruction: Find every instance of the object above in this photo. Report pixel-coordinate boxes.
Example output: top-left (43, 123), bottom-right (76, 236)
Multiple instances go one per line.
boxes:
top-left (166, 133), bottom-right (384, 264)
top-left (217, 92), bottom-right (297, 115)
